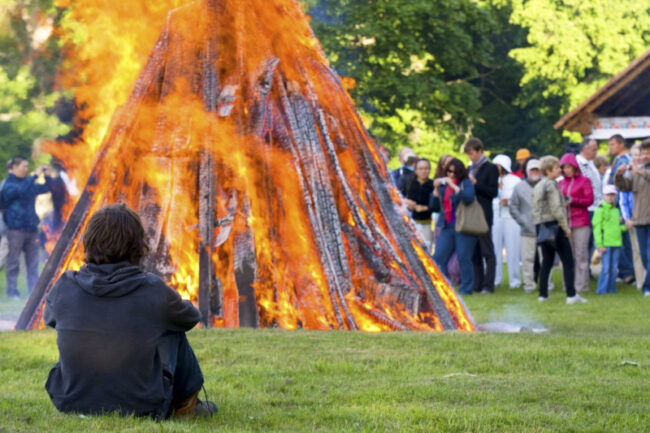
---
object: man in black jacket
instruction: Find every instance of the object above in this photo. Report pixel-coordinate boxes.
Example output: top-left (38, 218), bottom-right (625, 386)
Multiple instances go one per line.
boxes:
top-left (464, 138), bottom-right (499, 293)
top-left (44, 204), bottom-right (216, 419)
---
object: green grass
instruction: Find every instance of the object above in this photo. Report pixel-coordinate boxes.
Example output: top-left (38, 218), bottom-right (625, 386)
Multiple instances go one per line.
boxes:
top-left (0, 270), bottom-right (649, 432)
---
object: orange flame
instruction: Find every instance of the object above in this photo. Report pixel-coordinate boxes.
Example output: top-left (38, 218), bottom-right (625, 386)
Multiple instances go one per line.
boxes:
top-left (37, 0), bottom-right (474, 333)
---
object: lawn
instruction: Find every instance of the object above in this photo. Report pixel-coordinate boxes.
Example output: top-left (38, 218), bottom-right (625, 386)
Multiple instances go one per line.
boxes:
top-left (0, 269), bottom-right (648, 432)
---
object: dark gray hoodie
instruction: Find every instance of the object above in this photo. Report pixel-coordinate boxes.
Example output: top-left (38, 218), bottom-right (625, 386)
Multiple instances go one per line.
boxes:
top-left (44, 262), bottom-right (201, 416)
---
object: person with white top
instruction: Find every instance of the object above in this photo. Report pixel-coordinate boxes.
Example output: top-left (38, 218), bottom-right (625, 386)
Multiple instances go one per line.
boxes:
top-left (491, 154), bottom-right (522, 289)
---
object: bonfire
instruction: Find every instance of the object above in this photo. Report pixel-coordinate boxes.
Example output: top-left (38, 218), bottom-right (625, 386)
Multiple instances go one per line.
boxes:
top-left (18, 0), bottom-right (474, 332)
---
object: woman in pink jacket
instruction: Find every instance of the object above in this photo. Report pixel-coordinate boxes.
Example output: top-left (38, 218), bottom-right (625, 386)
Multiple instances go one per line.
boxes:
top-left (559, 153), bottom-right (594, 293)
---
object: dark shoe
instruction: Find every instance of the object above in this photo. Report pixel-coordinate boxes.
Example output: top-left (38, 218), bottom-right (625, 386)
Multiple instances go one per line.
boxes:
top-left (192, 399), bottom-right (218, 417)
top-left (173, 390), bottom-right (218, 418)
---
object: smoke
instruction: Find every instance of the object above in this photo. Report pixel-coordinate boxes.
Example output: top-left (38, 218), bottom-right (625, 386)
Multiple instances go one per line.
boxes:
top-left (477, 302), bottom-right (548, 333)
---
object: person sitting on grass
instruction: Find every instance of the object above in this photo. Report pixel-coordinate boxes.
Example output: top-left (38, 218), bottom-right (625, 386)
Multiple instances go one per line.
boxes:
top-left (592, 185), bottom-right (626, 294)
top-left (43, 204), bottom-right (216, 419)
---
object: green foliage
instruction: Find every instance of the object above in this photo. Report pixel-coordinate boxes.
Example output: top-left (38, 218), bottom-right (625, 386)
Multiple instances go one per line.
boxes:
top-left (0, 0), bottom-right (68, 177)
top-left (305, 0), bottom-right (500, 162)
top-left (508, 0), bottom-right (650, 142)
top-left (305, 0), bottom-right (650, 163)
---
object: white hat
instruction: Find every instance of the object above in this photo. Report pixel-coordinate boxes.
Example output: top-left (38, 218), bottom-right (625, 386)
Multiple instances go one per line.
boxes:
top-left (603, 184), bottom-right (617, 195)
top-left (492, 154), bottom-right (512, 173)
top-left (526, 159), bottom-right (541, 173)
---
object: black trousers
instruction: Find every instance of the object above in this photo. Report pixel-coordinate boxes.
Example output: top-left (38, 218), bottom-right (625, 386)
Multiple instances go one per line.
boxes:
top-left (472, 229), bottom-right (496, 293)
top-left (539, 229), bottom-right (576, 299)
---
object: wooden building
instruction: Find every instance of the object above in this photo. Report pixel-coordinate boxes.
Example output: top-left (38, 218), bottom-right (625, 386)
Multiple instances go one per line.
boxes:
top-left (555, 48), bottom-right (650, 140)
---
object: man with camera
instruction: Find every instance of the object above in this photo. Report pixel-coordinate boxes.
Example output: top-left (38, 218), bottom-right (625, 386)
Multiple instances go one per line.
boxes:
top-left (1, 156), bottom-right (52, 298)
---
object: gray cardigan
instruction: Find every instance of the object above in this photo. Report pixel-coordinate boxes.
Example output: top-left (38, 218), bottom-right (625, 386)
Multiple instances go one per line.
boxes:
top-left (509, 179), bottom-right (537, 236)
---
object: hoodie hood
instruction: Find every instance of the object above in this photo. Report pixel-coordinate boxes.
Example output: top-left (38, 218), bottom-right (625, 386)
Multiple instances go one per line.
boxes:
top-left (73, 261), bottom-right (147, 297)
top-left (559, 153), bottom-right (580, 176)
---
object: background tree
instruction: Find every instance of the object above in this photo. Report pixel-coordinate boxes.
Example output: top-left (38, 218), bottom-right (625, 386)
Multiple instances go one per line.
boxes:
top-left (305, 0), bottom-right (500, 165)
top-left (0, 0), bottom-right (68, 177)
top-left (508, 0), bottom-right (650, 151)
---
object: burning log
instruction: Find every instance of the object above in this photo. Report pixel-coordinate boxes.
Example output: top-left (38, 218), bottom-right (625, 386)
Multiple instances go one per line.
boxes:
top-left (18, 0), bottom-right (474, 332)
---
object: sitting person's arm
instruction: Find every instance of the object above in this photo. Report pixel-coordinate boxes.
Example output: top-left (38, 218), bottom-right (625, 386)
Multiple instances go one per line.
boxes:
top-left (163, 282), bottom-right (202, 331)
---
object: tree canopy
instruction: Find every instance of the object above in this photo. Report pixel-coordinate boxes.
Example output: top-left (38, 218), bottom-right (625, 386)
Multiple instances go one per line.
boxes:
top-left (0, 0), bottom-right (649, 172)
top-left (0, 0), bottom-right (68, 177)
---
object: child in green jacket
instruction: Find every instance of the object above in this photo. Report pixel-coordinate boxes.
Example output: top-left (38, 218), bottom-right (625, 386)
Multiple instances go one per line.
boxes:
top-left (592, 185), bottom-right (626, 294)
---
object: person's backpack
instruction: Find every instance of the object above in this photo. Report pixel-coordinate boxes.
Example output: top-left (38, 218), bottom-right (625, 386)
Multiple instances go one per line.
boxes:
top-left (0, 178), bottom-right (8, 236)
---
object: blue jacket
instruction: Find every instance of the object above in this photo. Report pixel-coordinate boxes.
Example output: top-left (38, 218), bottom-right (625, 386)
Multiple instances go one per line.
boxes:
top-left (430, 178), bottom-right (476, 228)
top-left (1, 173), bottom-right (52, 232)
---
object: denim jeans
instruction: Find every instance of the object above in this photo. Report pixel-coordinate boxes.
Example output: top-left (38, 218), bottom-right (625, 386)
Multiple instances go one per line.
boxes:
top-left (617, 231), bottom-right (635, 279)
top-left (153, 332), bottom-right (205, 419)
top-left (6, 230), bottom-right (40, 296)
top-left (433, 225), bottom-right (478, 295)
top-left (597, 247), bottom-right (620, 294)
top-left (635, 225), bottom-right (650, 294)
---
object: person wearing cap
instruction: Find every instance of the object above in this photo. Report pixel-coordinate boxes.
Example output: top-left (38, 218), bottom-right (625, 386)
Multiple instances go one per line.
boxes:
top-left (512, 148), bottom-right (531, 179)
top-left (391, 148), bottom-right (417, 187)
top-left (510, 158), bottom-right (546, 293)
top-left (592, 185), bottom-right (626, 294)
top-left (491, 154), bottom-right (522, 289)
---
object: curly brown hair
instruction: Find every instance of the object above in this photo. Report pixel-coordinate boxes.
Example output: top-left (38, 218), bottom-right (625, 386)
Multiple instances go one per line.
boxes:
top-left (82, 204), bottom-right (149, 266)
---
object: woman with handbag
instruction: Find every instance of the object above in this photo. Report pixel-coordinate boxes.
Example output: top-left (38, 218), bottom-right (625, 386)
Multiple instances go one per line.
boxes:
top-left (431, 158), bottom-right (479, 295)
top-left (532, 156), bottom-right (588, 304)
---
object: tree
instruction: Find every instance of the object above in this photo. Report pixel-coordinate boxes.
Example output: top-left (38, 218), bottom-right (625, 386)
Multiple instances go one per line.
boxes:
top-left (507, 0), bottom-right (650, 148)
top-left (305, 0), bottom-right (500, 165)
top-left (0, 0), bottom-right (68, 177)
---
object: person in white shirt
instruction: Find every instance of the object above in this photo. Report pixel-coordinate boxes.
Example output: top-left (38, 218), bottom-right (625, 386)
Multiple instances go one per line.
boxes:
top-left (491, 154), bottom-right (522, 289)
top-left (576, 139), bottom-right (602, 211)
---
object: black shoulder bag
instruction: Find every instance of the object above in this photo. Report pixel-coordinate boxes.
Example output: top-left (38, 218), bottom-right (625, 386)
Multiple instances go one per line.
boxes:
top-left (536, 182), bottom-right (559, 248)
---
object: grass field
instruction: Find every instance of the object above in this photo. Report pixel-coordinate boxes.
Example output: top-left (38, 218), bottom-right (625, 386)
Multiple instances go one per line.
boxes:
top-left (0, 269), bottom-right (648, 432)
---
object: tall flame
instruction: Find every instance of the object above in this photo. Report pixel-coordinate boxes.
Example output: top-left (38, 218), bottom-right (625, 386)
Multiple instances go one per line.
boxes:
top-left (35, 0), bottom-right (474, 333)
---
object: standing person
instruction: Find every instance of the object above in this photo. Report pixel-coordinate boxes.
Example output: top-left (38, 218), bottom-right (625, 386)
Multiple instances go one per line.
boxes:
top-left (594, 155), bottom-right (610, 184)
top-left (432, 154), bottom-right (460, 285)
top-left (615, 140), bottom-right (650, 296)
top-left (558, 153), bottom-right (594, 293)
top-left (533, 156), bottom-right (587, 304)
top-left (1, 157), bottom-right (52, 298)
top-left (576, 139), bottom-right (602, 210)
top-left (607, 134), bottom-right (635, 284)
top-left (464, 138), bottom-right (499, 294)
top-left (620, 144), bottom-right (645, 290)
top-left (592, 185), bottom-right (626, 294)
top-left (510, 158), bottom-right (542, 293)
top-left (431, 158), bottom-right (478, 295)
top-left (512, 148), bottom-right (531, 179)
top-left (44, 204), bottom-right (217, 418)
top-left (402, 158), bottom-right (434, 252)
top-left (491, 154), bottom-right (521, 289)
top-left (576, 138), bottom-right (602, 279)
top-left (391, 148), bottom-right (417, 186)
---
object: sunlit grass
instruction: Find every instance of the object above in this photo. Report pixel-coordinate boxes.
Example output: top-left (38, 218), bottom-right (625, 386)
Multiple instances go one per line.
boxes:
top-left (1, 267), bottom-right (648, 432)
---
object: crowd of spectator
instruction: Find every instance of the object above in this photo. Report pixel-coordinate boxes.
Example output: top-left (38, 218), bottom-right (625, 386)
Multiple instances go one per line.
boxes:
top-left (394, 134), bottom-right (650, 302)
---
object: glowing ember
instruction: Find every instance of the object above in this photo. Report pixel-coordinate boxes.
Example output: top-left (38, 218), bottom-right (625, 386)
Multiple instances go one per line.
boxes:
top-left (17, 0), bottom-right (474, 332)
